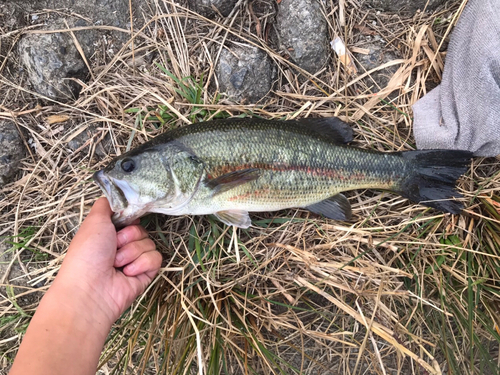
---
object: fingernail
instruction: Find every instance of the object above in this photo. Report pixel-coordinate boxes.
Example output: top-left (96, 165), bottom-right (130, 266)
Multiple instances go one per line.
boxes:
top-left (115, 252), bottom-right (124, 264)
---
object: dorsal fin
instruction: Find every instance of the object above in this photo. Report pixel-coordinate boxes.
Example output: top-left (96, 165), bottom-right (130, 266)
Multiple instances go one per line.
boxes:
top-left (288, 117), bottom-right (353, 144)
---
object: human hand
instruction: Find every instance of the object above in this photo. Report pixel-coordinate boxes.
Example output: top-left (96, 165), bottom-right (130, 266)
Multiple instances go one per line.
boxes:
top-left (53, 197), bottom-right (162, 325)
top-left (9, 197), bottom-right (161, 375)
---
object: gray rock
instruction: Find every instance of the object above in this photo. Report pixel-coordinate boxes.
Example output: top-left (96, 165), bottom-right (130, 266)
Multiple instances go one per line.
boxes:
top-left (187, 0), bottom-right (239, 18)
top-left (17, 0), bottom-right (132, 101)
top-left (276, 0), bottom-right (329, 73)
top-left (0, 120), bottom-right (25, 187)
top-left (217, 44), bottom-right (273, 103)
top-left (363, 0), bottom-right (446, 13)
top-left (354, 41), bottom-right (399, 90)
top-left (18, 24), bottom-right (91, 100)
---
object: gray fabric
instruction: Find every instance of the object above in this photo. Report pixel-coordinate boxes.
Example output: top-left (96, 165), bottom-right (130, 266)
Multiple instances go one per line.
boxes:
top-left (412, 0), bottom-right (500, 157)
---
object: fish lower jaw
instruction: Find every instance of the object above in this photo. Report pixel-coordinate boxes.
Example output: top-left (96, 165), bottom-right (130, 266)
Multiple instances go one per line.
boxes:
top-left (111, 204), bottom-right (151, 227)
top-left (112, 214), bottom-right (133, 227)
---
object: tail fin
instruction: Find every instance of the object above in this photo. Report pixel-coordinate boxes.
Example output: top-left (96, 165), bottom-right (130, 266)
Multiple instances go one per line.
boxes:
top-left (397, 150), bottom-right (472, 214)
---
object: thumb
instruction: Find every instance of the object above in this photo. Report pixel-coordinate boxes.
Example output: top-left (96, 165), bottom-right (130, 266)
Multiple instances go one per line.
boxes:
top-left (76, 197), bottom-right (115, 235)
top-left (64, 197), bottom-right (117, 265)
top-left (85, 197), bottom-right (113, 223)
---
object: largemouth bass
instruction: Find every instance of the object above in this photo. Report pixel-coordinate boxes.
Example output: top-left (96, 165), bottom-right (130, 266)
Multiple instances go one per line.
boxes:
top-left (93, 117), bottom-right (472, 228)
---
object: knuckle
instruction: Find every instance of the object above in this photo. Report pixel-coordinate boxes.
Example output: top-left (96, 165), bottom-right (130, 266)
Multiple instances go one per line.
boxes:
top-left (131, 240), bottom-right (145, 254)
top-left (128, 225), bottom-right (144, 239)
top-left (153, 251), bottom-right (163, 266)
top-left (145, 238), bottom-right (156, 251)
top-left (128, 238), bottom-right (155, 256)
top-left (146, 251), bottom-right (162, 269)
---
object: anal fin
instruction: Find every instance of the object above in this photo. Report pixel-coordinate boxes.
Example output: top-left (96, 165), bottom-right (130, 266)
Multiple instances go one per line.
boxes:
top-left (214, 210), bottom-right (252, 228)
top-left (306, 194), bottom-right (352, 221)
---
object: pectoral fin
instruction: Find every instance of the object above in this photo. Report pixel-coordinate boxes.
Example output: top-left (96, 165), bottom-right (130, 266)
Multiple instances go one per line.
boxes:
top-left (207, 168), bottom-right (261, 196)
top-left (306, 194), bottom-right (352, 221)
top-left (214, 210), bottom-right (251, 228)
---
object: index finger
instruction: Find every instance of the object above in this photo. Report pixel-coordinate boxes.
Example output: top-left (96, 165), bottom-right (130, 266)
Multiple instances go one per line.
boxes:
top-left (116, 225), bottom-right (149, 248)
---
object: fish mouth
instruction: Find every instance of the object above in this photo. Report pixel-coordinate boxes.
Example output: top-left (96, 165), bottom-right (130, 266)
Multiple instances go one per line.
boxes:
top-left (93, 170), bottom-right (128, 213)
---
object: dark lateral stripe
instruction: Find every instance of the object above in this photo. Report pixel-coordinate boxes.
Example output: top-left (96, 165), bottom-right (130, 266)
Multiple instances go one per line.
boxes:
top-left (210, 163), bottom-right (339, 179)
top-left (207, 162), bottom-right (379, 183)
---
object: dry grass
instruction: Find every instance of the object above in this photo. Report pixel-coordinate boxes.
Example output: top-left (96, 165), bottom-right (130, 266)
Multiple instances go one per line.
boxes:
top-left (1, 0), bottom-right (499, 374)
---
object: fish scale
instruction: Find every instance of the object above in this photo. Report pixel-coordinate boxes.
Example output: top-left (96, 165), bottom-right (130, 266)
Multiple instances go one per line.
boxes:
top-left (163, 120), bottom-right (403, 212)
top-left (94, 117), bottom-right (472, 228)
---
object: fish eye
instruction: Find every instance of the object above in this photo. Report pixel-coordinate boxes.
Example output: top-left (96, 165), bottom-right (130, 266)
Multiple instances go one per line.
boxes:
top-left (121, 158), bottom-right (135, 173)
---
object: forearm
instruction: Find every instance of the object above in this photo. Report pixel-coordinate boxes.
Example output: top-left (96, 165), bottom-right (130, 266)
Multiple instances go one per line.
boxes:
top-left (9, 198), bottom-right (161, 374)
top-left (9, 283), bottom-right (113, 375)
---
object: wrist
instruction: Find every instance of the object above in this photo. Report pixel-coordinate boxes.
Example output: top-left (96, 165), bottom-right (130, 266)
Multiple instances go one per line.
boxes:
top-left (10, 280), bottom-right (114, 375)
top-left (47, 277), bottom-right (116, 332)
